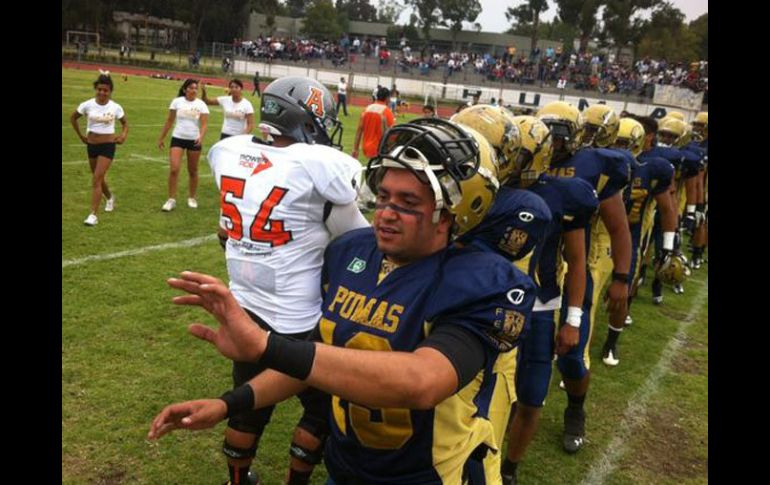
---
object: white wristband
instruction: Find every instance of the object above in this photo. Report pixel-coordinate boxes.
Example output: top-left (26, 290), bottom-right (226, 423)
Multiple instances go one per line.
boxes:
top-left (686, 204), bottom-right (696, 214)
top-left (566, 306), bottom-right (583, 328)
top-left (662, 231), bottom-right (675, 251)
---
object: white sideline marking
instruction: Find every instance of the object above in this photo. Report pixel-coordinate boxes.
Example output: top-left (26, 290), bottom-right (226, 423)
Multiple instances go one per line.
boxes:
top-left (580, 276), bottom-right (708, 485)
top-left (62, 234), bottom-right (217, 268)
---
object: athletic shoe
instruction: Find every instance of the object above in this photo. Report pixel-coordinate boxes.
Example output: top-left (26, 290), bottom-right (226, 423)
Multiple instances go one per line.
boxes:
top-left (222, 470), bottom-right (260, 485)
top-left (187, 197), bottom-right (198, 209)
top-left (84, 213), bottom-right (98, 226)
top-left (105, 196), bottom-right (115, 212)
top-left (559, 380), bottom-right (566, 391)
top-left (652, 279), bottom-right (663, 305)
top-left (625, 314), bottom-right (633, 326)
top-left (501, 470), bottom-right (517, 485)
top-left (602, 343), bottom-right (620, 366)
top-left (162, 198), bottom-right (176, 212)
top-left (673, 284), bottom-right (684, 295)
top-left (562, 407), bottom-right (586, 453)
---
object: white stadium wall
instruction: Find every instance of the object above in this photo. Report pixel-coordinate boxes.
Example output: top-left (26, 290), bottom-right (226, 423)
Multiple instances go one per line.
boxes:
top-left (234, 60), bottom-right (703, 120)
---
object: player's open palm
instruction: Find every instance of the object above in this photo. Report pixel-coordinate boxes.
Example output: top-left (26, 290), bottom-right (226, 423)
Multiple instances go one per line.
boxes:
top-left (167, 271), bottom-right (266, 362)
top-left (148, 398), bottom-right (227, 440)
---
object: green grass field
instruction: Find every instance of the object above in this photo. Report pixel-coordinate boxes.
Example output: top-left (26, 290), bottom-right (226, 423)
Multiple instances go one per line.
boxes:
top-left (62, 67), bottom-right (707, 484)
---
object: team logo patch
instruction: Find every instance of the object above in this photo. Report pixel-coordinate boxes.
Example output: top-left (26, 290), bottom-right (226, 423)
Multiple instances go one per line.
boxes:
top-left (490, 307), bottom-right (526, 350)
top-left (347, 257), bottom-right (367, 273)
top-left (500, 228), bottom-right (529, 257)
top-left (518, 211), bottom-right (534, 223)
top-left (506, 288), bottom-right (526, 305)
top-left (503, 310), bottom-right (526, 338)
top-left (305, 87), bottom-right (326, 118)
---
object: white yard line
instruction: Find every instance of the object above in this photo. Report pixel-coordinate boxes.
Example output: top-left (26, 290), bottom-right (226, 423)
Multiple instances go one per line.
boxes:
top-left (62, 234), bottom-right (217, 268)
top-left (580, 276), bottom-right (708, 485)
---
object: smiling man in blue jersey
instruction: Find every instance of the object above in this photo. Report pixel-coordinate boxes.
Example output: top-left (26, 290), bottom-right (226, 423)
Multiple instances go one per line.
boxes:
top-left (148, 118), bottom-right (538, 484)
top-left (536, 101), bottom-right (632, 454)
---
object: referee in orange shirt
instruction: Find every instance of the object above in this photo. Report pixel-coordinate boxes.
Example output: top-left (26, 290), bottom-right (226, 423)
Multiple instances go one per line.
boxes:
top-left (351, 87), bottom-right (395, 160)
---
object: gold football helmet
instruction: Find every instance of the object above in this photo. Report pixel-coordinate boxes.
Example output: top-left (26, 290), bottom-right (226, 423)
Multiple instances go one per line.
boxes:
top-left (666, 111), bottom-right (686, 121)
top-left (510, 115), bottom-right (553, 187)
top-left (657, 118), bottom-right (687, 148)
top-left (614, 118), bottom-right (645, 157)
top-left (451, 104), bottom-right (523, 185)
top-left (536, 101), bottom-right (584, 155)
top-left (366, 118), bottom-right (499, 237)
top-left (692, 111), bottom-right (708, 141)
top-left (582, 104), bottom-right (619, 148)
top-left (656, 253), bottom-right (691, 286)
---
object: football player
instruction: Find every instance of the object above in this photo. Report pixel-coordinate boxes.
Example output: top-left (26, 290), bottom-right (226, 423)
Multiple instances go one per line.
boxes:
top-left (649, 117), bottom-right (700, 300)
top-left (207, 76), bottom-right (369, 485)
top-left (599, 117), bottom-right (676, 366)
top-left (150, 118), bottom-right (538, 484)
top-left (689, 112), bottom-right (708, 268)
top-left (536, 101), bottom-right (632, 454)
top-left (500, 117), bottom-right (598, 482)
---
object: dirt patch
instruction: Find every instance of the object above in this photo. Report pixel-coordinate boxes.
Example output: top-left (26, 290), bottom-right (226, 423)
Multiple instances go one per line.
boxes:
top-left (659, 307), bottom-right (690, 320)
top-left (91, 466), bottom-right (128, 485)
top-left (628, 407), bottom-right (707, 480)
top-left (671, 351), bottom-right (707, 375)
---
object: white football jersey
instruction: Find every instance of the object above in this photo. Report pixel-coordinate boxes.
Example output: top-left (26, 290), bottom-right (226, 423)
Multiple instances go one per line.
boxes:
top-left (208, 135), bottom-right (363, 333)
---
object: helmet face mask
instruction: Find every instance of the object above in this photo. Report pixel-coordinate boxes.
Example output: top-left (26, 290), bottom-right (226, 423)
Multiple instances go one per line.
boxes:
top-left (259, 76), bottom-right (343, 149)
top-left (614, 118), bottom-right (645, 157)
top-left (536, 101), bottom-right (583, 155)
top-left (582, 105), bottom-right (619, 148)
top-left (691, 112), bottom-right (708, 140)
top-left (365, 118), bottom-right (499, 237)
top-left (656, 118), bottom-right (687, 148)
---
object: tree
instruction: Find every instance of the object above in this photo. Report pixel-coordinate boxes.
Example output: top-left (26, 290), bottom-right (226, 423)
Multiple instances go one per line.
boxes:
top-left (554, 0), bottom-right (601, 54)
top-left (250, 0), bottom-right (288, 35)
top-left (376, 0), bottom-right (405, 23)
top-left (636, 2), bottom-right (699, 62)
top-left (439, 0), bottom-right (482, 50)
top-left (286, 0), bottom-right (306, 17)
top-left (336, 0), bottom-right (378, 22)
top-left (300, 0), bottom-right (342, 40)
top-left (688, 13), bottom-right (707, 60)
top-left (505, 0), bottom-right (550, 53)
top-left (602, 0), bottom-right (660, 60)
top-left (405, 0), bottom-right (441, 43)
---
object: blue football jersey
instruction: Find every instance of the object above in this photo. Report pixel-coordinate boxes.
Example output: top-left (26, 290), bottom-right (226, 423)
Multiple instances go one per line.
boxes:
top-left (547, 147), bottom-right (632, 202)
top-left (647, 145), bottom-right (685, 173)
top-left (626, 155), bottom-right (675, 230)
top-left (527, 175), bottom-right (599, 303)
top-left (319, 228), bottom-right (536, 484)
top-left (457, 186), bottom-right (552, 277)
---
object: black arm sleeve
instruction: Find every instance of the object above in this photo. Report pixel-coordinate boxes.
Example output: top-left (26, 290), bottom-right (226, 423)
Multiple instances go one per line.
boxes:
top-left (417, 324), bottom-right (487, 390)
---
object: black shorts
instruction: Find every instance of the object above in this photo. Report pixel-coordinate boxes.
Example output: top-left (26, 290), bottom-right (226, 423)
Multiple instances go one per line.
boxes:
top-left (87, 143), bottom-right (116, 160)
top-left (228, 308), bottom-right (320, 435)
top-left (170, 137), bottom-right (202, 151)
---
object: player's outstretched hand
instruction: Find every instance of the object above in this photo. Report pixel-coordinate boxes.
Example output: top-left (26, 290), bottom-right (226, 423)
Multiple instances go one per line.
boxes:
top-left (147, 399), bottom-right (227, 440)
top-left (167, 271), bottom-right (267, 362)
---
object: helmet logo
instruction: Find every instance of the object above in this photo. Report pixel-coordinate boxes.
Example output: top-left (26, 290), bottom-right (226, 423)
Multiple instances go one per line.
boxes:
top-left (305, 87), bottom-right (326, 118)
